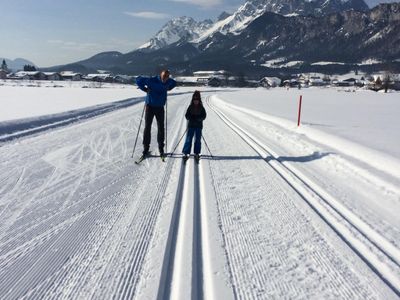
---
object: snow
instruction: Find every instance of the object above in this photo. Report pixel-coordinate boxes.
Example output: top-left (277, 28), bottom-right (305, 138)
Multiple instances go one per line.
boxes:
top-left (0, 85), bottom-right (399, 299)
top-left (361, 58), bottom-right (383, 65)
top-left (261, 59), bottom-right (304, 68)
top-left (311, 61), bottom-right (346, 65)
top-left (0, 81), bottom-right (141, 122)
top-left (215, 88), bottom-right (400, 160)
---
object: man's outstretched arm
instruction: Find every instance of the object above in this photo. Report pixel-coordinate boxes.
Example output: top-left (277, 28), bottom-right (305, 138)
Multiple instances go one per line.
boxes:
top-left (136, 76), bottom-right (150, 92)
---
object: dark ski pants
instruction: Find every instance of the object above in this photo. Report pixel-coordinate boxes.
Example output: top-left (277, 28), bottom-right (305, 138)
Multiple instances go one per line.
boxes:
top-left (182, 127), bottom-right (202, 155)
top-left (143, 105), bottom-right (165, 152)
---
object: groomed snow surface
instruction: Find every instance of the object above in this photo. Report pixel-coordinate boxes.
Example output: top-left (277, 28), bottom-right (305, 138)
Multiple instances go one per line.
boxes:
top-left (0, 84), bottom-right (399, 299)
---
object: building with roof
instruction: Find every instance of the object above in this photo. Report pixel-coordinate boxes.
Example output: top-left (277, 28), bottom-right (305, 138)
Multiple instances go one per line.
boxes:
top-left (260, 77), bottom-right (281, 88)
top-left (61, 71), bottom-right (82, 81)
top-left (14, 71), bottom-right (46, 80)
top-left (0, 69), bottom-right (7, 79)
top-left (43, 72), bottom-right (62, 81)
top-left (84, 73), bottom-right (113, 82)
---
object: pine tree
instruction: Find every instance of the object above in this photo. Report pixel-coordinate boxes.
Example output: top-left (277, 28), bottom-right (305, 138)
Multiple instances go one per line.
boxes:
top-left (1, 59), bottom-right (8, 72)
top-left (24, 64), bottom-right (37, 71)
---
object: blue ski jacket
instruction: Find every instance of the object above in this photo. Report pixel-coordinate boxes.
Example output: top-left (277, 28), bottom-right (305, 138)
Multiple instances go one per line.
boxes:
top-left (136, 75), bottom-right (177, 107)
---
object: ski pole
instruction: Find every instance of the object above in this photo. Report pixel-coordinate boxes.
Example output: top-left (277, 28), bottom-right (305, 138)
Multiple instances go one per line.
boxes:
top-left (170, 128), bottom-right (188, 157)
top-left (131, 103), bottom-right (146, 158)
top-left (165, 100), bottom-right (168, 152)
top-left (202, 135), bottom-right (213, 158)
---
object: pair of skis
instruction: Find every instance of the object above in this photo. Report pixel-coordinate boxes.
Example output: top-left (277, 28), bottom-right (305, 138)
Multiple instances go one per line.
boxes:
top-left (135, 152), bottom-right (166, 164)
top-left (135, 153), bottom-right (200, 165)
top-left (183, 154), bottom-right (200, 164)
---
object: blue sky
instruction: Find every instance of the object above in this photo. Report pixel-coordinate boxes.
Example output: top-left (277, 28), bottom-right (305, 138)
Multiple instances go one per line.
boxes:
top-left (0, 0), bottom-right (389, 67)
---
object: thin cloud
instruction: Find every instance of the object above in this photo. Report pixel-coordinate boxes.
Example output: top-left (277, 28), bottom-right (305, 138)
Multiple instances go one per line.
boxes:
top-left (169, 0), bottom-right (223, 8)
top-left (47, 40), bottom-right (104, 52)
top-left (124, 11), bottom-right (171, 19)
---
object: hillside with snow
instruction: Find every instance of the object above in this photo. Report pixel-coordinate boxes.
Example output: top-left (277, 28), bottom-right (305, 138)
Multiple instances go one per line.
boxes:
top-left (0, 85), bottom-right (399, 299)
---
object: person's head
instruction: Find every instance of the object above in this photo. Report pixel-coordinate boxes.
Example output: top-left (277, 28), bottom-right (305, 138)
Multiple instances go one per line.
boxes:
top-left (160, 70), bottom-right (170, 83)
top-left (191, 90), bottom-right (202, 105)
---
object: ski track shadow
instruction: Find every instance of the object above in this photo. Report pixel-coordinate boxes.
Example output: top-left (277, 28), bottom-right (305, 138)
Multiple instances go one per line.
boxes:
top-left (274, 151), bottom-right (332, 163)
top-left (165, 151), bottom-right (332, 163)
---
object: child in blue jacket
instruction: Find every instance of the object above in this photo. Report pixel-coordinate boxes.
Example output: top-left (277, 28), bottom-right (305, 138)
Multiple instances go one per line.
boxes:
top-left (182, 91), bottom-right (207, 161)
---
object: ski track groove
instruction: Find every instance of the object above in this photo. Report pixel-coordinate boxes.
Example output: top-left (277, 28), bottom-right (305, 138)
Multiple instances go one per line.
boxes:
top-left (156, 159), bottom-right (187, 299)
top-left (208, 96), bottom-right (400, 298)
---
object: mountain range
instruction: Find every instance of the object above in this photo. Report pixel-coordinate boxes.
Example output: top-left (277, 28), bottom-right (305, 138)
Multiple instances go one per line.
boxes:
top-left (1, 58), bottom-right (36, 72)
top-left (43, 0), bottom-right (400, 76)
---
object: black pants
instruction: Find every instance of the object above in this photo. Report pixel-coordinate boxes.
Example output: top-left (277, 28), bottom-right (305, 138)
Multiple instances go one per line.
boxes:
top-left (143, 105), bottom-right (165, 152)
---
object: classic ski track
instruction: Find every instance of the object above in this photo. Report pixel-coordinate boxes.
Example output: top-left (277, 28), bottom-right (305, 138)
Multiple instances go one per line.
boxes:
top-left (86, 104), bottom-right (188, 300)
top-left (203, 98), bottom-right (380, 299)
top-left (156, 158), bottom-right (188, 299)
top-left (208, 97), bottom-right (400, 296)
top-left (155, 145), bottom-right (231, 299)
top-left (156, 157), bottom-right (207, 300)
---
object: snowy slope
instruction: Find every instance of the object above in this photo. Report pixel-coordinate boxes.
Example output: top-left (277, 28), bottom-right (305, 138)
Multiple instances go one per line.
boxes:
top-left (139, 16), bottom-right (213, 50)
top-left (0, 87), bottom-right (399, 299)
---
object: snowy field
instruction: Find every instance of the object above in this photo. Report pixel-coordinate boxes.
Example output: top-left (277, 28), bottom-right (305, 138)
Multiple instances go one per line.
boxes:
top-left (0, 84), bottom-right (399, 299)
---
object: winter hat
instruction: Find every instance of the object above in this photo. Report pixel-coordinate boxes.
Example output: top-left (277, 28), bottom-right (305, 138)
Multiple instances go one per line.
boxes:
top-left (192, 90), bottom-right (201, 102)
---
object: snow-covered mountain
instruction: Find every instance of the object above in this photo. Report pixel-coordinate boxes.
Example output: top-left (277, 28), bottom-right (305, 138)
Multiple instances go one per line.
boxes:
top-left (139, 16), bottom-right (213, 50)
top-left (46, 1), bottom-right (399, 76)
top-left (195, 0), bottom-right (369, 42)
top-left (138, 0), bottom-right (369, 47)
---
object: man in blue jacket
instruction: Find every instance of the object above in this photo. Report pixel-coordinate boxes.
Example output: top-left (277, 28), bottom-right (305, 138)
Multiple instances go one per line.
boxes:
top-left (136, 70), bottom-right (177, 157)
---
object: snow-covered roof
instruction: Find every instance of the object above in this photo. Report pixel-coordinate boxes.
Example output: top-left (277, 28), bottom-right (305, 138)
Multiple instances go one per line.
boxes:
top-left (193, 70), bottom-right (228, 76)
top-left (261, 77), bottom-right (281, 84)
top-left (60, 71), bottom-right (82, 76)
top-left (175, 76), bottom-right (199, 83)
top-left (15, 71), bottom-right (41, 76)
top-left (86, 74), bottom-right (112, 79)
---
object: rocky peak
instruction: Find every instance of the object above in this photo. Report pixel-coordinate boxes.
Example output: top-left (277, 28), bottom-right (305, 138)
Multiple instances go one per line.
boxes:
top-left (139, 16), bottom-right (213, 50)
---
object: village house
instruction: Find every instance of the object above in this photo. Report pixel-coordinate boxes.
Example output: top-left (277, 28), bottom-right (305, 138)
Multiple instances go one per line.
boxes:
top-left (113, 75), bottom-right (134, 84)
top-left (207, 77), bottom-right (222, 87)
top-left (175, 76), bottom-right (202, 87)
top-left (84, 73), bottom-right (113, 82)
top-left (0, 69), bottom-right (7, 79)
top-left (193, 70), bottom-right (230, 85)
top-left (43, 72), bottom-right (62, 81)
top-left (14, 71), bottom-right (46, 80)
top-left (283, 78), bottom-right (300, 88)
top-left (60, 71), bottom-right (82, 81)
top-left (260, 77), bottom-right (281, 88)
